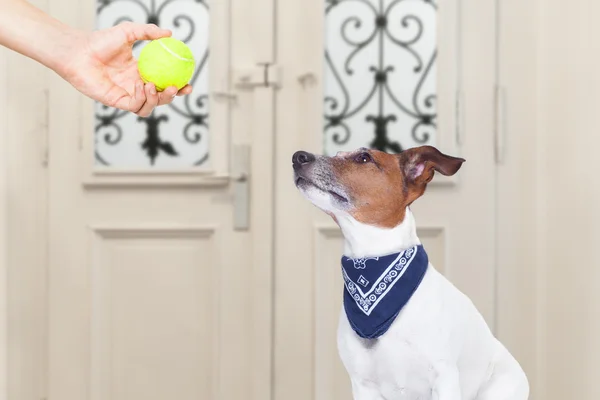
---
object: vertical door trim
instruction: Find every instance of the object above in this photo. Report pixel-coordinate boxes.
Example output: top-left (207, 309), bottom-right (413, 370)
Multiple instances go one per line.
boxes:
top-left (249, 86), bottom-right (276, 400)
top-left (495, 0), bottom-right (540, 394)
top-left (244, 0), bottom-right (277, 397)
top-left (0, 47), bottom-right (8, 400)
top-left (230, 0), bottom-right (277, 396)
top-left (252, 0), bottom-right (275, 63)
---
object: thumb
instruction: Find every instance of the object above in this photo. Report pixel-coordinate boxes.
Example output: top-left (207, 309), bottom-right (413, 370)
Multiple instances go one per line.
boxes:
top-left (117, 21), bottom-right (172, 44)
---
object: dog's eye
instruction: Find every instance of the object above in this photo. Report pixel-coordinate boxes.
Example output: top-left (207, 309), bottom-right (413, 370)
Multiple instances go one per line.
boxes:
top-left (354, 152), bottom-right (372, 164)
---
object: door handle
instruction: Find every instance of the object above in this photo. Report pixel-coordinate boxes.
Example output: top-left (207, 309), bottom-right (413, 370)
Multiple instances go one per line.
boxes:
top-left (232, 144), bottom-right (251, 230)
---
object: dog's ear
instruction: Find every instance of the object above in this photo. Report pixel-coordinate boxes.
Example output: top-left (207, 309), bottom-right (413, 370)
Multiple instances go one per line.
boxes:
top-left (398, 146), bottom-right (465, 202)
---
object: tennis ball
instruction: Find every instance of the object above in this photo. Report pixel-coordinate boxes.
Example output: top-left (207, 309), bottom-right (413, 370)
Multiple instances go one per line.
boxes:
top-left (138, 37), bottom-right (195, 91)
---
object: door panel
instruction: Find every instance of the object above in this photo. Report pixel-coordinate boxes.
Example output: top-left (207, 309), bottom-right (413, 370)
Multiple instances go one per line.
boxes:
top-left (89, 227), bottom-right (219, 400)
top-left (44, 1), bottom-right (273, 400)
top-left (313, 227), bottom-right (351, 400)
top-left (274, 1), bottom-right (497, 399)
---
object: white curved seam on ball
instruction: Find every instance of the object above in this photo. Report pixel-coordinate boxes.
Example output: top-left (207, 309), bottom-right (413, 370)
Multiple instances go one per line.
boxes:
top-left (158, 40), bottom-right (194, 63)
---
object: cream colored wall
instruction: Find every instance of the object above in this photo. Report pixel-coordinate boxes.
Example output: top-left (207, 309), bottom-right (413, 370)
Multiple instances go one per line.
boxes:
top-left (501, 0), bottom-right (600, 399)
top-left (536, 0), bottom-right (600, 398)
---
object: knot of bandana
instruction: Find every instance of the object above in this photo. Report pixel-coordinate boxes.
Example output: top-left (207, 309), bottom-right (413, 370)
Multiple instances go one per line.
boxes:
top-left (341, 245), bottom-right (428, 339)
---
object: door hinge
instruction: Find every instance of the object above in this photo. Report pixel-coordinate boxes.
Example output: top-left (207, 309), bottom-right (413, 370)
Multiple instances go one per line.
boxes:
top-left (233, 63), bottom-right (281, 89)
top-left (493, 85), bottom-right (507, 165)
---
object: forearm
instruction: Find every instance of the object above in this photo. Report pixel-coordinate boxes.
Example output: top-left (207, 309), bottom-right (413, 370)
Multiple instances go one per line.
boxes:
top-left (0, 0), bottom-right (83, 76)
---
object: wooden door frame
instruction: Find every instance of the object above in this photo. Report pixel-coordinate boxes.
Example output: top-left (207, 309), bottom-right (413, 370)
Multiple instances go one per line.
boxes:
top-left (495, 0), bottom-right (541, 397)
top-left (0, 47), bottom-right (8, 400)
top-left (0, 48), bottom-right (50, 400)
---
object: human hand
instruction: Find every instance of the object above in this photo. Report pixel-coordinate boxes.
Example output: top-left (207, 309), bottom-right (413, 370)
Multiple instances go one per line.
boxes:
top-left (59, 22), bottom-right (193, 117)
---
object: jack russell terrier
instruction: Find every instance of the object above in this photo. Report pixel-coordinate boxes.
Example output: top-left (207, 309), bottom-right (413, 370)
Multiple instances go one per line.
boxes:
top-left (292, 146), bottom-right (529, 400)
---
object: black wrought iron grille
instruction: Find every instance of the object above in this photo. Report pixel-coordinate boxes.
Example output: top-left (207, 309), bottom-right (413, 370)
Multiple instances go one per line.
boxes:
top-left (95, 0), bottom-right (209, 167)
top-left (324, 0), bottom-right (437, 155)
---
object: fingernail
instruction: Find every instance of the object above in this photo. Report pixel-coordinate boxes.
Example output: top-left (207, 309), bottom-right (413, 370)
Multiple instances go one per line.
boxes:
top-left (150, 86), bottom-right (157, 95)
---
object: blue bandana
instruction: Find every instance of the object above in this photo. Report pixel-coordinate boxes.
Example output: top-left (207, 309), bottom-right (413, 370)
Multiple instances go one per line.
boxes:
top-left (341, 245), bottom-right (428, 339)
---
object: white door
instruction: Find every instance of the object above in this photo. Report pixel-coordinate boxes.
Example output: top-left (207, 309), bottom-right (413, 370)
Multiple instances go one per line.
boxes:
top-left (42, 0), bottom-right (276, 399)
top-left (2, 0), bottom-right (497, 398)
top-left (273, 0), bottom-right (498, 398)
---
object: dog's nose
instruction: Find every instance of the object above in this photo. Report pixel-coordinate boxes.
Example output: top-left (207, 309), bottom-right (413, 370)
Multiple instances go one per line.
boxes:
top-left (292, 151), bottom-right (315, 167)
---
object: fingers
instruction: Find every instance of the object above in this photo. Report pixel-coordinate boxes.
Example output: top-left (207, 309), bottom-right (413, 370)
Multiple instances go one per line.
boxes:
top-left (119, 21), bottom-right (172, 43)
top-left (177, 85), bottom-right (193, 96)
top-left (126, 80), bottom-right (146, 114)
top-left (158, 86), bottom-right (178, 106)
top-left (111, 82), bottom-right (192, 116)
top-left (157, 85), bottom-right (192, 105)
top-left (136, 83), bottom-right (160, 117)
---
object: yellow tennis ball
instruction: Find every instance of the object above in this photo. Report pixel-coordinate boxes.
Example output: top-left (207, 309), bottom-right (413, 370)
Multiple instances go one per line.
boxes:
top-left (138, 37), bottom-right (195, 91)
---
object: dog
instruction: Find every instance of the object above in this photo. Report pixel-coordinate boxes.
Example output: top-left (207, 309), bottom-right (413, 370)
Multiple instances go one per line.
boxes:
top-left (292, 146), bottom-right (529, 400)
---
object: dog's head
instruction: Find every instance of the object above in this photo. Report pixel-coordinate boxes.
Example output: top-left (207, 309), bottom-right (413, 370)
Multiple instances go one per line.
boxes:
top-left (292, 146), bottom-right (465, 228)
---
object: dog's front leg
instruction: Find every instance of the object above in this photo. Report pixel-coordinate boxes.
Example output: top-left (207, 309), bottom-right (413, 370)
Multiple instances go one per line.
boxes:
top-left (432, 363), bottom-right (462, 400)
top-left (350, 379), bottom-right (385, 400)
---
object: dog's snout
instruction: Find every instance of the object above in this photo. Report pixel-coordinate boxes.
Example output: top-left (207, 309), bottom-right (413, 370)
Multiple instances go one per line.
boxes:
top-left (292, 151), bottom-right (315, 168)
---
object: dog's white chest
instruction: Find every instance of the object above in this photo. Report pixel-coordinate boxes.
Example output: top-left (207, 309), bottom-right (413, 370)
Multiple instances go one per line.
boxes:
top-left (338, 319), bottom-right (437, 399)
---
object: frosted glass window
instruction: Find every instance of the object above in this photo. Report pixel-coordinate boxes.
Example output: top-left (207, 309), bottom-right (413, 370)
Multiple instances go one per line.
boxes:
top-left (95, 0), bottom-right (209, 168)
top-left (324, 0), bottom-right (437, 155)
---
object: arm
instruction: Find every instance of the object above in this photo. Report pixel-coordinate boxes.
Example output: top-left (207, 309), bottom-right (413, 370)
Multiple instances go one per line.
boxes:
top-left (0, 0), bottom-right (77, 73)
top-left (0, 0), bottom-right (192, 116)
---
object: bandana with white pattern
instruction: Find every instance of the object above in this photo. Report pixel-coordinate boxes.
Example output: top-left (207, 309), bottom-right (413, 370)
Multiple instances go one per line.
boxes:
top-left (341, 245), bottom-right (428, 339)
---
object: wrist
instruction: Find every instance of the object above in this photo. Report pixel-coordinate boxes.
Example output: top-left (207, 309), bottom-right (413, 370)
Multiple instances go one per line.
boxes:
top-left (44, 25), bottom-right (87, 78)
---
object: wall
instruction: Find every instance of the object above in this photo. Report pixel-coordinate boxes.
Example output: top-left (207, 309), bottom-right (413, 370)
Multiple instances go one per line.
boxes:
top-left (501, 0), bottom-right (600, 399)
top-left (536, 0), bottom-right (600, 398)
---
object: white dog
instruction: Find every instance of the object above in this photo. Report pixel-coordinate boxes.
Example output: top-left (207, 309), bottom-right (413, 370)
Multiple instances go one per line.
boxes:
top-left (292, 146), bottom-right (529, 400)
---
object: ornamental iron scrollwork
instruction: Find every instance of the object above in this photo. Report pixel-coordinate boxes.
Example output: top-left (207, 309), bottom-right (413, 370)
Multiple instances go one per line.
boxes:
top-left (325, 0), bottom-right (437, 155)
top-left (95, 0), bottom-right (209, 167)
